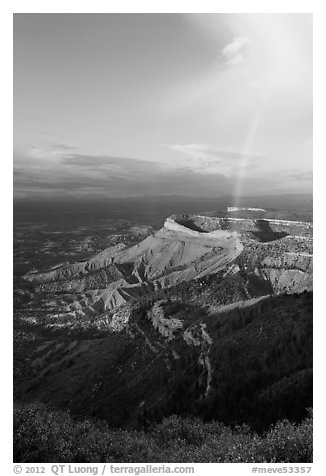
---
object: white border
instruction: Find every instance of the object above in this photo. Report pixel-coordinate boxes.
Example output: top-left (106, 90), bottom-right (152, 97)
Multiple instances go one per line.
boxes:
top-left (3, 2), bottom-right (324, 473)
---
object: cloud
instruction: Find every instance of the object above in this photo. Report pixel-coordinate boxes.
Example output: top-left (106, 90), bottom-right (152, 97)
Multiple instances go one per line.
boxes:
top-left (169, 143), bottom-right (261, 160)
top-left (29, 144), bottom-right (76, 159)
top-left (168, 143), bottom-right (262, 176)
top-left (222, 36), bottom-right (251, 65)
top-left (13, 144), bottom-right (309, 199)
top-left (13, 167), bottom-right (26, 176)
top-left (286, 169), bottom-right (313, 181)
top-left (50, 143), bottom-right (76, 151)
top-left (14, 145), bottom-right (235, 198)
top-left (14, 162), bottom-right (231, 199)
top-left (60, 154), bottom-right (161, 177)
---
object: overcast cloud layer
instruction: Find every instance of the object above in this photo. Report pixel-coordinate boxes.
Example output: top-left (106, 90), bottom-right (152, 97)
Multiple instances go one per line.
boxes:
top-left (14, 13), bottom-right (312, 199)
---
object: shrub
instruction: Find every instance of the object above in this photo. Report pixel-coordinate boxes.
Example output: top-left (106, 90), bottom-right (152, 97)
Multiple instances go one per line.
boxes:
top-left (14, 403), bottom-right (312, 463)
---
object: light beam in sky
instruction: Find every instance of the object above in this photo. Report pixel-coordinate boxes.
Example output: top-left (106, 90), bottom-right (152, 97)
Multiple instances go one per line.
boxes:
top-left (232, 84), bottom-right (273, 207)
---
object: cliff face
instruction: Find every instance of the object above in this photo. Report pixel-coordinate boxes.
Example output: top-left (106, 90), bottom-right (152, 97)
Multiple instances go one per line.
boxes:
top-left (163, 217), bottom-right (237, 239)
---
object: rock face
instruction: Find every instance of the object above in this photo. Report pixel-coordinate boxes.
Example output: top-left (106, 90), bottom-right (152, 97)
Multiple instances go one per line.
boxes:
top-left (23, 215), bottom-right (312, 326)
top-left (163, 217), bottom-right (238, 238)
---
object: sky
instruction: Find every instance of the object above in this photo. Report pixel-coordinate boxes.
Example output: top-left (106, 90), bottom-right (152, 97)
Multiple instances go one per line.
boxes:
top-left (13, 13), bottom-right (313, 200)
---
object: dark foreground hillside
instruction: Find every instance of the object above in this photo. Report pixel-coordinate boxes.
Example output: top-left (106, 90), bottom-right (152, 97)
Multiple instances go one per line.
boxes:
top-left (14, 292), bottom-right (312, 432)
top-left (14, 402), bottom-right (312, 463)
